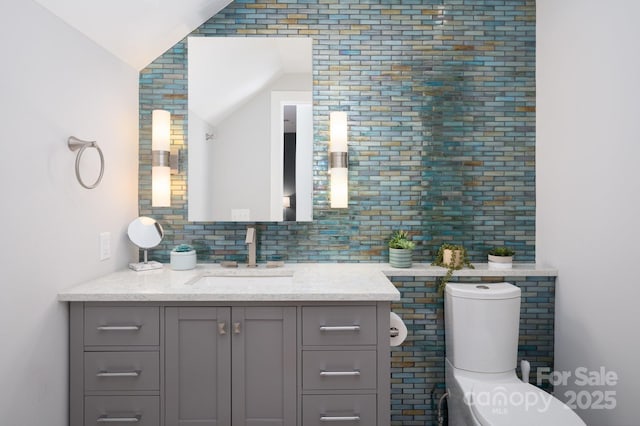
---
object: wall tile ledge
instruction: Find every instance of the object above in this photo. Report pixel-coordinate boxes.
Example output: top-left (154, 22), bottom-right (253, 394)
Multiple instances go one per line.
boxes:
top-left (384, 263), bottom-right (557, 277)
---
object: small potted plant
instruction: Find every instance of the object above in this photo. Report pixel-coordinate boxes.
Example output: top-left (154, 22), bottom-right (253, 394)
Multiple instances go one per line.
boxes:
top-left (388, 230), bottom-right (416, 268)
top-left (488, 246), bottom-right (515, 269)
top-left (170, 244), bottom-right (197, 270)
top-left (432, 244), bottom-right (474, 290)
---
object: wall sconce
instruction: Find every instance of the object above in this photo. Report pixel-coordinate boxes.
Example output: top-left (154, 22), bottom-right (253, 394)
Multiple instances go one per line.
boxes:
top-left (283, 196), bottom-right (291, 208)
top-left (329, 111), bottom-right (348, 208)
top-left (152, 109), bottom-right (171, 207)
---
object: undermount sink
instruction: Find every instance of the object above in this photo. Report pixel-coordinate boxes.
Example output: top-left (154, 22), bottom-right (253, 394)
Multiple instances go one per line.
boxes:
top-left (186, 272), bottom-right (294, 288)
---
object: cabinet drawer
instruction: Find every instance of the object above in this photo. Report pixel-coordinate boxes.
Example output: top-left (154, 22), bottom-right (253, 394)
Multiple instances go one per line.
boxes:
top-left (84, 396), bottom-right (159, 426)
top-left (303, 394), bottom-right (376, 426)
top-left (84, 351), bottom-right (159, 391)
top-left (303, 350), bottom-right (377, 390)
top-left (302, 306), bottom-right (377, 346)
top-left (84, 306), bottom-right (159, 346)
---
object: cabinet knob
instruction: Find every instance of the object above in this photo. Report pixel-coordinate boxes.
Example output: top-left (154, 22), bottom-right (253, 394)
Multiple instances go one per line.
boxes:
top-left (218, 322), bottom-right (227, 335)
top-left (233, 322), bottom-right (241, 334)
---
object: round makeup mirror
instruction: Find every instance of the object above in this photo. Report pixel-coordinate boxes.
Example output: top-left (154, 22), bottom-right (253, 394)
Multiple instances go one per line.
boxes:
top-left (128, 216), bottom-right (164, 248)
top-left (127, 217), bottom-right (164, 271)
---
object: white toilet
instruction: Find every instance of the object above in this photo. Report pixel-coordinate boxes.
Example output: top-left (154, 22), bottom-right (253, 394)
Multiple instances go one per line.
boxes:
top-left (444, 282), bottom-right (586, 426)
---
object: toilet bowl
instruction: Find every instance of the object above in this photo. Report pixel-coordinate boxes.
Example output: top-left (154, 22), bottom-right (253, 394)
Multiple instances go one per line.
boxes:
top-left (444, 283), bottom-right (585, 426)
top-left (446, 359), bottom-right (584, 426)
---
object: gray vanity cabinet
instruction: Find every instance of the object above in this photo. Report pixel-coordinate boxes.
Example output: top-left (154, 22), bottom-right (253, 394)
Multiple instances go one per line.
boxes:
top-left (165, 307), bottom-right (231, 425)
top-left (70, 304), bottom-right (162, 426)
top-left (70, 301), bottom-right (389, 426)
top-left (164, 306), bottom-right (297, 426)
top-left (300, 305), bottom-right (389, 425)
top-left (230, 307), bottom-right (297, 425)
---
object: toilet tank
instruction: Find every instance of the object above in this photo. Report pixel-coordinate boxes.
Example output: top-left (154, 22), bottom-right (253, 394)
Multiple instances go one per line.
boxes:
top-left (445, 282), bottom-right (521, 373)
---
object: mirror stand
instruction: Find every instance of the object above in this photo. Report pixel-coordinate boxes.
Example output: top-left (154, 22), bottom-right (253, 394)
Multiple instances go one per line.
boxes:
top-left (127, 216), bottom-right (165, 272)
top-left (129, 249), bottom-right (163, 271)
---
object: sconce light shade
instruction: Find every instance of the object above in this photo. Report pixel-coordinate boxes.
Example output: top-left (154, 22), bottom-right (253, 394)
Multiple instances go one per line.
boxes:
top-left (329, 111), bottom-right (348, 208)
top-left (152, 109), bottom-right (171, 207)
top-left (283, 196), bottom-right (291, 208)
top-left (330, 168), bottom-right (348, 208)
top-left (329, 111), bottom-right (348, 152)
top-left (152, 109), bottom-right (170, 151)
top-left (152, 166), bottom-right (171, 207)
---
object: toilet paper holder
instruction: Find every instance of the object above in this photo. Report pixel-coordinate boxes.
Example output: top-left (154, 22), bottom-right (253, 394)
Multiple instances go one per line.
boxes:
top-left (389, 311), bottom-right (407, 346)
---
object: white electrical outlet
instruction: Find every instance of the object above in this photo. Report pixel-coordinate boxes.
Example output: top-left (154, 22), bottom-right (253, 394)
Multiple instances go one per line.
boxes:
top-left (231, 209), bottom-right (250, 221)
top-left (99, 232), bottom-right (111, 260)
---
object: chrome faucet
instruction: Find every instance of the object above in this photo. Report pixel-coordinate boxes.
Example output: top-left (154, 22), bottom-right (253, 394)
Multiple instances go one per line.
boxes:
top-left (245, 226), bottom-right (257, 267)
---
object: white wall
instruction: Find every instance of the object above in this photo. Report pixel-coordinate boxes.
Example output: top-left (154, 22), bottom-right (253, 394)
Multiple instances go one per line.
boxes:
top-left (0, 1), bottom-right (139, 424)
top-left (537, 1), bottom-right (640, 424)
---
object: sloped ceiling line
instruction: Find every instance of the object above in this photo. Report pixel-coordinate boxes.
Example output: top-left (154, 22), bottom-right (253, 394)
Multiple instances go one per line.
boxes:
top-left (33, 0), bottom-right (234, 70)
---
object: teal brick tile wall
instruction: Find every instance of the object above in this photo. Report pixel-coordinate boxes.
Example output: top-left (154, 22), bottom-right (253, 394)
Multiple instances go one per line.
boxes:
top-left (138, 3), bottom-right (542, 424)
top-left (138, 0), bottom-right (536, 264)
top-left (390, 276), bottom-right (555, 425)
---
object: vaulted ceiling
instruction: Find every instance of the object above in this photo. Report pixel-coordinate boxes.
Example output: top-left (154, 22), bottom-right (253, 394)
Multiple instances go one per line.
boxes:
top-left (33, 0), bottom-right (233, 70)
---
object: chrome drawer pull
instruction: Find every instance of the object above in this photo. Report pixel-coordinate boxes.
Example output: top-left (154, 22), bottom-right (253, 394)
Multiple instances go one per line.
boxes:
top-left (320, 416), bottom-right (360, 422)
top-left (96, 415), bottom-right (141, 423)
top-left (319, 325), bottom-right (360, 332)
top-left (320, 370), bottom-right (361, 377)
top-left (97, 325), bottom-right (142, 331)
top-left (96, 370), bottom-right (141, 377)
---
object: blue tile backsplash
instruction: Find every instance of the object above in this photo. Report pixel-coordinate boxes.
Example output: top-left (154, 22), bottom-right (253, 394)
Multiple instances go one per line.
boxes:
top-left (138, 0), bottom-right (536, 264)
top-left (137, 4), bottom-right (540, 424)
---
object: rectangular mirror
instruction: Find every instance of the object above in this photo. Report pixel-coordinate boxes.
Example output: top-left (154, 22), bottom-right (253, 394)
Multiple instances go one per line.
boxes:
top-left (188, 37), bottom-right (313, 222)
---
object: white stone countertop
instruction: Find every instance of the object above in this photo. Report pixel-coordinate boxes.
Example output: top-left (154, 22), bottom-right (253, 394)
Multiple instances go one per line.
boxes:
top-left (57, 262), bottom-right (556, 302)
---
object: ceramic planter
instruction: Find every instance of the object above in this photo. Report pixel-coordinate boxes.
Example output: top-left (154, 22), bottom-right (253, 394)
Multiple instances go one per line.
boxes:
top-left (488, 254), bottom-right (513, 269)
top-left (389, 248), bottom-right (412, 268)
top-left (170, 250), bottom-right (197, 270)
top-left (443, 249), bottom-right (464, 268)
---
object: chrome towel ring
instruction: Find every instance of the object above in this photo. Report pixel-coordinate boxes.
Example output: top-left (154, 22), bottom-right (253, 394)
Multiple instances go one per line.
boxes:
top-left (67, 136), bottom-right (104, 189)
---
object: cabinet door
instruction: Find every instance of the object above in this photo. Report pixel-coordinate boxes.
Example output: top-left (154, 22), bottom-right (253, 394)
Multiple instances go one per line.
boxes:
top-left (231, 307), bottom-right (297, 426)
top-left (165, 307), bottom-right (231, 426)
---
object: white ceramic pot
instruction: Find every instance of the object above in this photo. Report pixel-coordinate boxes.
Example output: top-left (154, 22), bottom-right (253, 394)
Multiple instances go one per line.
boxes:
top-left (488, 254), bottom-right (513, 269)
top-left (170, 250), bottom-right (197, 270)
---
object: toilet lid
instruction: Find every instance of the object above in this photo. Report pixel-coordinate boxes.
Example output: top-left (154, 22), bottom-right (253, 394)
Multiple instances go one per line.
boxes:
top-left (469, 382), bottom-right (585, 426)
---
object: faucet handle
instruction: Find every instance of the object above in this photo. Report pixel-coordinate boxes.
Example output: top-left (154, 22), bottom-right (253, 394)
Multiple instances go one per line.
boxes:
top-left (245, 226), bottom-right (257, 267)
top-left (245, 227), bottom-right (256, 243)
